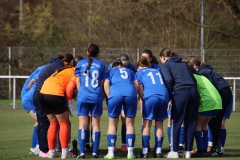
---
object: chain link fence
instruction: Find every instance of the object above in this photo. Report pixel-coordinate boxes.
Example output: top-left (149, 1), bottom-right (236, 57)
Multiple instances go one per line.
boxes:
top-left (0, 47), bottom-right (240, 108)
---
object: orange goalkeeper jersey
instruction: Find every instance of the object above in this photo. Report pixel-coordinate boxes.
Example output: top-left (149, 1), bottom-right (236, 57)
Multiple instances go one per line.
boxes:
top-left (40, 67), bottom-right (75, 96)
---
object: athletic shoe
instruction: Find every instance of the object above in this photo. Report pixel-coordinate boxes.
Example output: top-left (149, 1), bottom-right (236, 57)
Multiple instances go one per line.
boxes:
top-left (153, 153), bottom-right (163, 158)
top-left (48, 151), bottom-right (61, 158)
top-left (34, 148), bottom-right (40, 155)
top-left (29, 147), bottom-right (36, 154)
top-left (184, 151), bottom-right (191, 158)
top-left (204, 148), bottom-right (219, 157)
top-left (121, 144), bottom-right (128, 152)
top-left (61, 152), bottom-right (76, 159)
top-left (127, 154), bottom-right (135, 159)
top-left (77, 154), bottom-right (86, 159)
top-left (39, 151), bottom-right (43, 157)
top-left (164, 151), bottom-right (179, 158)
top-left (136, 151), bottom-right (148, 158)
top-left (104, 154), bottom-right (115, 159)
top-left (114, 147), bottom-right (117, 152)
top-left (41, 151), bottom-right (49, 158)
top-left (92, 153), bottom-right (99, 158)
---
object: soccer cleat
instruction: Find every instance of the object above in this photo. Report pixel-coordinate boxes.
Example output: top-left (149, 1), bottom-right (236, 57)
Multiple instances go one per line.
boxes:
top-left (92, 153), bottom-right (99, 158)
top-left (164, 151), bottom-right (179, 158)
top-left (184, 151), bottom-right (191, 158)
top-left (121, 144), bottom-right (128, 152)
top-left (41, 151), bottom-right (49, 158)
top-left (127, 154), bottom-right (136, 159)
top-left (153, 153), bottom-right (163, 158)
top-left (104, 154), bottom-right (115, 159)
top-left (204, 148), bottom-right (219, 157)
top-left (77, 153), bottom-right (86, 159)
top-left (34, 148), bottom-right (40, 155)
top-left (114, 147), bottom-right (117, 152)
top-left (39, 151), bottom-right (43, 157)
top-left (48, 151), bottom-right (61, 158)
top-left (136, 151), bottom-right (148, 158)
top-left (61, 152), bottom-right (77, 159)
top-left (29, 148), bottom-right (36, 154)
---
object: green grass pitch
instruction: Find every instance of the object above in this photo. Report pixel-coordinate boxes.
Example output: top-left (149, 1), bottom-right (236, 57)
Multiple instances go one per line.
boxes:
top-left (0, 110), bottom-right (240, 159)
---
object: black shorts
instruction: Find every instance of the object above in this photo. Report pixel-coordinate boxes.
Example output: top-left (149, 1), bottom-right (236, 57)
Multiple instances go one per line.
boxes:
top-left (40, 93), bottom-right (67, 115)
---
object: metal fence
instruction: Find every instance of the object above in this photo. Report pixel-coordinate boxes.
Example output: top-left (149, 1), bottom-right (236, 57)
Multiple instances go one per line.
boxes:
top-left (0, 47), bottom-right (240, 108)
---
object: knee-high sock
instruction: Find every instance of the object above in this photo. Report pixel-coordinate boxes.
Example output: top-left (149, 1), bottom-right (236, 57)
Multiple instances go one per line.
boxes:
top-left (92, 131), bottom-right (101, 154)
top-left (142, 135), bottom-right (150, 154)
top-left (208, 126), bottom-right (213, 147)
top-left (220, 129), bottom-right (226, 147)
top-left (59, 120), bottom-right (69, 149)
top-left (31, 126), bottom-right (38, 148)
top-left (121, 124), bottom-right (126, 145)
top-left (107, 134), bottom-right (116, 155)
top-left (202, 130), bottom-right (208, 151)
top-left (195, 131), bottom-right (203, 151)
top-left (155, 137), bottom-right (164, 153)
top-left (179, 127), bottom-right (185, 146)
top-left (78, 129), bottom-right (87, 154)
top-left (167, 127), bottom-right (171, 146)
top-left (47, 121), bottom-right (59, 150)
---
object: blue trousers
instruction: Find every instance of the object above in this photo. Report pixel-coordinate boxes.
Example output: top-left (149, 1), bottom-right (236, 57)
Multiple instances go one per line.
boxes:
top-left (170, 87), bottom-right (199, 152)
top-left (33, 90), bottom-right (50, 153)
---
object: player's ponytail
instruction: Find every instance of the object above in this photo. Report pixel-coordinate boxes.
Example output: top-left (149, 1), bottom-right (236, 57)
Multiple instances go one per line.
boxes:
top-left (84, 44), bottom-right (99, 74)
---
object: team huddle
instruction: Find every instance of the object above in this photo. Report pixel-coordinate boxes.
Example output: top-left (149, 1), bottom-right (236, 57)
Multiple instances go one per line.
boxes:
top-left (21, 44), bottom-right (233, 159)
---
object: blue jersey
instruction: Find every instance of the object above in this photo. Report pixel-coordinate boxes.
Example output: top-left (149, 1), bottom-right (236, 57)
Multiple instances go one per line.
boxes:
top-left (135, 68), bottom-right (169, 99)
top-left (150, 63), bottom-right (161, 71)
top-left (21, 65), bottom-right (45, 99)
top-left (74, 58), bottom-right (106, 103)
top-left (107, 67), bottom-right (137, 98)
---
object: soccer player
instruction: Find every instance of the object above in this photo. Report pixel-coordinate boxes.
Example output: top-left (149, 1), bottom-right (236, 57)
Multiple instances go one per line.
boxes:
top-left (21, 65), bottom-right (44, 155)
top-left (33, 53), bottom-right (73, 158)
top-left (187, 56), bottom-right (232, 156)
top-left (104, 57), bottom-right (138, 159)
top-left (186, 58), bottom-right (223, 157)
top-left (159, 48), bottom-right (199, 159)
top-left (74, 44), bottom-right (106, 158)
top-left (107, 54), bottom-right (137, 152)
top-left (135, 57), bottom-right (168, 158)
top-left (40, 55), bottom-right (78, 159)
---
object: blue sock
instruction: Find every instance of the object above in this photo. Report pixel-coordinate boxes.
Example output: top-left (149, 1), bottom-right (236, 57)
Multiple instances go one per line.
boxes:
top-left (167, 127), bottom-right (171, 146)
top-left (142, 135), bottom-right (150, 148)
top-left (92, 131), bottom-right (101, 154)
top-left (202, 130), bottom-right (208, 151)
top-left (220, 129), bottom-right (226, 147)
top-left (107, 134), bottom-right (117, 147)
top-left (121, 124), bottom-right (126, 144)
top-left (85, 130), bottom-right (90, 145)
top-left (179, 127), bottom-right (184, 146)
top-left (195, 131), bottom-right (203, 151)
top-left (31, 126), bottom-right (37, 148)
top-left (208, 127), bottom-right (213, 146)
top-left (126, 134), bottom-right (135, 148)
top-left (156, 136), bottom-right (164, 148)
top-left (78, 129), bottom-right (86, 154)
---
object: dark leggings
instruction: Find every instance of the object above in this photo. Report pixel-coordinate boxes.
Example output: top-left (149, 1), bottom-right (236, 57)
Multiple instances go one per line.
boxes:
top-left (208, 87), bottom-right (232, 149)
